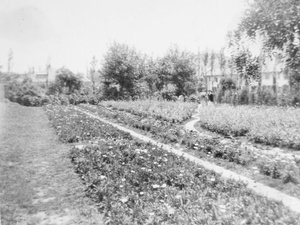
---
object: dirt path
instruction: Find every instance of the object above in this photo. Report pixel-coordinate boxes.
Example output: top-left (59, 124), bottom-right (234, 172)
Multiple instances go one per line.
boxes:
top-left (77, 107), bottom-right (300, 214)
top-left (187, 112), bottom-right (300, 160)
top-left (0, 103), bottom-right (103, 225)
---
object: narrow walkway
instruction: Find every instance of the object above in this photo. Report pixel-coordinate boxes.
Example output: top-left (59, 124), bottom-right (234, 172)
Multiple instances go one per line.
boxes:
top-left (0, 103), bottom-right (102, 225)
top-left (186, 112), bottom-right (300, 160)
top-left (184, 114), bottom-right (200, 133)
top-left (77, 107), bottom-right (300, 214)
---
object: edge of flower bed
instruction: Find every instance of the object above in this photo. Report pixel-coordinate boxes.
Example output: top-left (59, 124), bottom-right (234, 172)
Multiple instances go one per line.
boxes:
top-left (77, 107), bottom-right (300, 214)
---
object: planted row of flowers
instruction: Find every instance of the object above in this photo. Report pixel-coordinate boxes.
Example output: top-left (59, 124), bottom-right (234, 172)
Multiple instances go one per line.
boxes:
top-left (45, 105), bottom-right (132, 143)
top-left (46, 105), bottom-right (300, 224)
top-left (101, 100), bottom-right (197, 123)
top-left (79, 104), bottom-right (300, 193)
top-left (197, 104), bottom-right (300, 150)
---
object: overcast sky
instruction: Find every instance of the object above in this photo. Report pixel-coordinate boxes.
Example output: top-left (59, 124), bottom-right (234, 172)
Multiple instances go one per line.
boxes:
top-left (0, 0), bottom-right (246, 74)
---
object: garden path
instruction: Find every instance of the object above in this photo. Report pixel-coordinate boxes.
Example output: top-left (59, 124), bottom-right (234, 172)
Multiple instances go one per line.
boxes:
top-left (186, 112), bottom-right (300, 160)
top-left (77, 107), bottom-right (300, 214)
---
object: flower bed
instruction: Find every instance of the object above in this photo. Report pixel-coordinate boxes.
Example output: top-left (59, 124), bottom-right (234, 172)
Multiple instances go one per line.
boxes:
top-left (197, 104), bottom-right (300, 150)
top-left (79, 104), bottom-right (300, 191)
top-left (45, 105), bottom-right (300, 224)
top-left (45, 105), bottom-right (132, 143)
top-left (100, 100), bottom-right (197, 123)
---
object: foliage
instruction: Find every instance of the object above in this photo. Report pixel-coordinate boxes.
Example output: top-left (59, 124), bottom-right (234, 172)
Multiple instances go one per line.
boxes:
top-left (141, 57), bottom-right (165, 94)
top-left (233, 48), bottom-right (261, 87)
top-left (218, 48), bottom-right (227, 75)
top-left (47, 93), bottom-right (99, 106)
top-left (237, 87), bottom-right (249, 105)
top-left (53, 67), bottom-right (83, 94)
top-left (101, 99), bottom-right (197, 123)
top-left (100, 42), bottom-right (144, 99)
top-left (81, 103), bottom-right (300, 188)
top-left (46, 105), bottom-right (300, 224)
top-left (236, 0), bottom-right (300, 86)
top-left (157, 46), bottom-right (196, 96)
top-left (89, 56), bottom-right (98, 94)
top-left (215, 85), bottom-right (299, 106)
top-left (219, 77), bottom-right (236, 91)
top-left (5, 77), bottom-right (49, 106)
top-left (197, 104), bottom-right (300, 150)
top-left (45, 105), bottom-right (131, 143)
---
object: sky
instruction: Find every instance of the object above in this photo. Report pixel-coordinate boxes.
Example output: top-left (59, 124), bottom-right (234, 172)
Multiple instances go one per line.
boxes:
top-left (0, 0), bottom-right (247, 74)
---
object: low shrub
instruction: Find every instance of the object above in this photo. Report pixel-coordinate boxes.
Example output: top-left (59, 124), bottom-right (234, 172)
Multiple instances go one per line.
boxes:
top-left (5, 78), bottom-right (46, 106)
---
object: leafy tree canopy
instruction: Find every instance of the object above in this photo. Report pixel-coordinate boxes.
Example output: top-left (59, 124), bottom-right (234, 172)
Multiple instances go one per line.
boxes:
top-left (100, 42), bottom-right (144, 98)
top-left (55, 67), bottom-right (82, 94)
top-left (220, 77), bottom-right (236, 91)
top-left (159, 46), bottom-right (196, 96)
top-left (236, 0), bottom-right (300, 72)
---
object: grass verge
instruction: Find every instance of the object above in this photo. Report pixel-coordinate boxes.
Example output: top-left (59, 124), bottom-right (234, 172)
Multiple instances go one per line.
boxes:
top-left (0, 102), bottom-right (103, 225)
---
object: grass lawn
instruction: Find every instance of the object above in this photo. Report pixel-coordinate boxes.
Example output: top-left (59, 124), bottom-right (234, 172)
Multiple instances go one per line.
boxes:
top-left (0, 102), bottom-right (103, 225)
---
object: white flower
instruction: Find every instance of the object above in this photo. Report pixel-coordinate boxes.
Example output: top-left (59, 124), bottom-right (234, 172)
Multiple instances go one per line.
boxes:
top-left (219, 204), bottom-right (226, 213)
top-left (100, 175), bottom-right (107, 180)
top-left (175, 195), bottom-right (181, 199)
top-left (152, 184), bottom-right (160, 189)
top-left (120, 196), bottom-right (128, 203)
top-left (164, 203), bottom-right (175, 215)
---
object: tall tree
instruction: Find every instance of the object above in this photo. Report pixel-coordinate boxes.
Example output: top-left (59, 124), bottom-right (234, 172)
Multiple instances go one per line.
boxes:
top-left (100, 42), bottom-right (143, 98)
top-left (55, 67), bottom-right (82, 94)
top-left (7, 48), bottom-right (14, 74)
top-left (210, 50), bottom-right (216, 75)
top-left (236, 0), bottom-right (300, 87)
top-left (89, 56), bottom-right (98, 94)
top-left (233, 48), bottom-right (261, 87)
top-left (202, 51), bottom-right (209, 90)
top-left (218, 48), bottom-right (227, 76)
top-left (142, 57), bottom-right (165, 94)
top-left (46, 58), bottom-right (51, 89)
top-left (159, 46), bottom-right (196, 96)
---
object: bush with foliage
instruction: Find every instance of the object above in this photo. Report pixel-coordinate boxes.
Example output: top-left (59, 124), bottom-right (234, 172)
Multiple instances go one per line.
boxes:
top-left (47, 67), bottom-right (83, 95)
top-left (5, 77), bottom-right (49, 106)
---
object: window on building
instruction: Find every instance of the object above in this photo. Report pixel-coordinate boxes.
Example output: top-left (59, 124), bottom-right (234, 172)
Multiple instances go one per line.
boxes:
top-left (277, 73), bottom-right (281, 79)
top-left (264, 73), bottom-right (270, 79)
